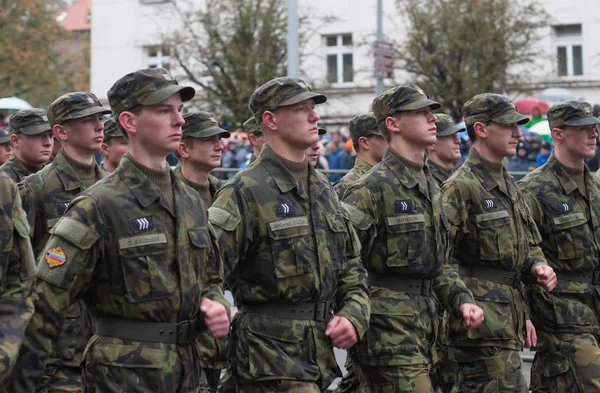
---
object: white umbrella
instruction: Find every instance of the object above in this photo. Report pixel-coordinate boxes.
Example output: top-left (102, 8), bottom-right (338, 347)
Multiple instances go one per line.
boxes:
top-left (528, 120), bottom-right (552, 142)
top-left (536, 88), bottom-right (577, 103)
top-left (0, 97), bottom-right (32, 110)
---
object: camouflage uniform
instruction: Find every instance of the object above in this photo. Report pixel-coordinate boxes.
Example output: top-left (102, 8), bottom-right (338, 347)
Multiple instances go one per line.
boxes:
top-left (341, 85), bottom-right (475, 393)
top-left (175, 110), bottom-right (230, 392)
top-left (0, 174), bottom-right (36, 384)
top-left (99, 118), bottom-right (124, 172)
top-left (333, 114), bottom-right (380, 200)
top-left (426, 113), bottom-right (464, 393)
top-left (0, 109), bottom-right (52, 183)
top-left (519, 101), bottom-right (600, 393)
top-left (209, 78), bottom-right (370, 392)
top-left (4, 68), bottom-right (227, 393)
top-left (441, 94), bottom-right (546, 393)
top-left (13, 93), bottom-right (111, 393)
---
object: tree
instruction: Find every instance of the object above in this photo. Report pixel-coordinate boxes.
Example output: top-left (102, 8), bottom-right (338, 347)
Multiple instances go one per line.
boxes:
top-left (161, 0), bottom-right (295, 127)
top-left (394, 0), bottom-right (548, 119)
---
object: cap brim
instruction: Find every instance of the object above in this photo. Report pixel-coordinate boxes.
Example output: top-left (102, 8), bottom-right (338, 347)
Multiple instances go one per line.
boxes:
top-left (186, 126), bottom-right (231, 139)
top-left (18, 123), bottom-right (52, 135)
top-left (280, 91), bottom-right (327, 107)
top-left (69, 106), bottom-right (112, 120)
top-left (0, 136), bottom-right (9, 144)
top-left (564, 116), bottom-right (600, 127)
top-left (318, 128), bottom-right (327, 135)
top-left (437, 124), bottom-right (465, 137)
top-left (142, 85), bottom-right (196, 106)
top-left (493, 111), bottom-right (530, 125)
top-left (397, 98), bottom-right (441, 111)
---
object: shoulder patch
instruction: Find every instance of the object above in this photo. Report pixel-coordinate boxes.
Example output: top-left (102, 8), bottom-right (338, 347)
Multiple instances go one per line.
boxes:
top-left (208, 206), bottom-right (240, 232)
top-left (481, 198), bottom-right (497, 211)
top-left (50, 216), bottom-right (99, 250)
top-left (45, 247), bottom-right (66, 267)
top-left (340, 202), bottom-right (374, 231)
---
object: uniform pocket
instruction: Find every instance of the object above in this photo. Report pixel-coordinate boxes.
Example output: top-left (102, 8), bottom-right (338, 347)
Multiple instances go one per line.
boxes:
top-left (550, 282), bottom-right (595, 326)
top-left (326, 215), bottom-right (347, 269)
top-left (118, 235), bottom-right (170, 303)
top-left (467, 294), bottom-right (517, 341)
top-left (268, 217), bottom-right (311, 278)
top-left (188, 227), bottom-right (211, 277)
top-left (551, 212), bottom-right (587, 260)
top-left (476, 212), bottom-right (512, 261)
top-left (385, 214), bottom-right (425, 267)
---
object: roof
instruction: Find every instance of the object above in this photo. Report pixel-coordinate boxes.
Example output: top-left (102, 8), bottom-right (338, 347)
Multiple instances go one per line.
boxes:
top-left (57, 0), bottom-right (91, 32)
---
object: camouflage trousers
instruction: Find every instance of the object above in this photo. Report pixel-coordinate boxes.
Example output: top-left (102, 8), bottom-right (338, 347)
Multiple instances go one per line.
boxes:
top-left (232, 380), bottom-right (321, 392)
top-left (333, 357), bottom-right (360, 393)
top-left (37, 366), bottom-right (82, 393)
top-left (530, 331), bottom-right (600, 393)
top-left (203, 367), bottom-right (223, 392)
top-left (354, 364), bottom-right (435, 393)
top-left (449, 346), bottom-right (527, 393)
top-left (430, 313), bottom-right (454, 393)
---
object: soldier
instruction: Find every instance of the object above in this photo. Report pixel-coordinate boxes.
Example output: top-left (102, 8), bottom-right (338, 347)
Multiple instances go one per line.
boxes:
top-left (99, 117), bottom-right (128, 173)
top-left (425, 113), bottom-right (464, 187)
top-left (13, 92), bottom-right (110, 393)
top-left (5, 68), bottom-right (230, 393)
top-left (0, 129), bottom-right (13, 165)
top-left (49, 136), bottom-right (62, 163)
top-left (0, 109), bottom-right (53, 183)
top-left (243, 116), bottom-right (264, 165)
top-left (333, 113), bottom-right (387, 199)
top-left (520, 101), bottom-right (600, 392)
top-left (441, 93), bottom-right (557, 393)
top-left (340, 85), bottom-right (483, 392)
top-left (0, 174), bottom-right (36, 384)
top-left (305, 128), bottom-right (327, 167)
top-left (208, 77), bottom-right (370, 392)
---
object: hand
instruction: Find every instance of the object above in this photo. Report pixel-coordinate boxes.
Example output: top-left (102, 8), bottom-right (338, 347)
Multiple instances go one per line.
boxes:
top-left (326, 316), bottom-right (358, 349)
top-left (460, 303), bottom-right (484, 329)
top-left (532, 265), bottom-right (557, 292)
top-left (201, 298), bottom-right (230, 338)
top-left (525, 319), bottom-right (537, 348)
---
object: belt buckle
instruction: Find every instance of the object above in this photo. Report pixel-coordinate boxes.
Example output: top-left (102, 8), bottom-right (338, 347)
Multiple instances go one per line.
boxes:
top-left (513, 271), bottom-right (522, 287)
top-left (315, 300), bottom-right (329, 322)
top-left (421, 279), bottom-right (432, 295)
top-left (175, 320), bottom-right (192, 345)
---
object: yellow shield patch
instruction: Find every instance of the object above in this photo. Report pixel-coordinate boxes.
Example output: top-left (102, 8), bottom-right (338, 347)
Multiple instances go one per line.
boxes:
top-left (46, 247), bottom-right (66, 267)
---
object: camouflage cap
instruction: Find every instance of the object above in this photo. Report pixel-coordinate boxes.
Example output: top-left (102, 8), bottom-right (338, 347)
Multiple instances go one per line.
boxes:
top-left (547, 100), bottom-right (600, 129)
top-left (102, 118), bottom-right (124, 142)
top-left (242, 116), bottom-right (262, 136)
top-left (435, 113), bottom-right (465, 137)
top-left (0, 128), bottom-right (9, 144)
top-left (48, 92), bottom-right (111, 126)
top-left (372, 84), bottom-right (441, 125)
top-left (249, 77), bottom-right (327, 122)
top-left (182, 111), bottom-right (231, 139)
top-left (349, 113), bottom-right (381, 141)
top-left (463, 93), bottom-right (529, 126)
top-left (107, 68), bottom-right (195, 120)
top-left (9, 108), bottom-right (52, 135)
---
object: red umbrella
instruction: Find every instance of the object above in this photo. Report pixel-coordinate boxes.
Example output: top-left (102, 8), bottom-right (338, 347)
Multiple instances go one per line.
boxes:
top-left (514, 97), bottom-right (549, 115)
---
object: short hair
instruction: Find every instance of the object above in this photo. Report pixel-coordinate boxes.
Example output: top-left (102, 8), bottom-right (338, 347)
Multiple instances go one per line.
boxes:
top-left (377, 120), bottom-right (392, 143)
top-left (466, 124), bottom-right (477, 142)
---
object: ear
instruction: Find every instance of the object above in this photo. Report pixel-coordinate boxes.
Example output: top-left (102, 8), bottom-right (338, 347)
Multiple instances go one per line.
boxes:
top-left (473, 121), bottom-right (488, 139)
top-left (9, 133), bottom-right (18, 147)
top-left (262, 111), bottom-right (277, 132)
top-left (426, 143), bottom-right (436, 152)
top-left (357, 136), bottom-right (370, 151)
top-left (551, 127), bottom-right (564, 142)
top-left (177, 141), bottom-right (190, 159)
top-left (119, 111), bottom-right (137, 137)
top-left (99, 142), bottom-right (109, 157)
top-left (53, 124), bottom-right (68, 142)
top-left (385, 115), bottom-right (399, 134)
top-left (248, 133), bottom-right (257, 146)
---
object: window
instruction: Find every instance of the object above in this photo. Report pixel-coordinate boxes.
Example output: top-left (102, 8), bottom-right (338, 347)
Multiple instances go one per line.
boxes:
top-left (324, 34), bottom-right (353, 85)
top-left (144, 45), bottom-right (171, 70)
top-left (554, 24), bottom-right (583, 77)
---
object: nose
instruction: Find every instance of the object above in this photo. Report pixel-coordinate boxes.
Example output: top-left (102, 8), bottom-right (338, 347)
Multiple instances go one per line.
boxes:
top-left (310, 108), bottom-right (320, 123)
top-left (96, 117), bottom-right (104, 132)
top-left (430, 112), bottom-right (438, 122)
top-left (513, 125), bottom-right (522, 139)
top-left (216, 140), bottom-right (224, 151)
top-left (43, 133), bottom-right (53, 146)
top-left (453, 134), bottom-right (460, 144)
top-left (175, 111), bottom-right (185, 127)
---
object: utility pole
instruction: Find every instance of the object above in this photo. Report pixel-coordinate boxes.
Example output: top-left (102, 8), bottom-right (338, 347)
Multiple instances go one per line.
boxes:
top-left (287, 0), bottom-right (299, 77)
top-left (376, 0), bottom-right (383, 95)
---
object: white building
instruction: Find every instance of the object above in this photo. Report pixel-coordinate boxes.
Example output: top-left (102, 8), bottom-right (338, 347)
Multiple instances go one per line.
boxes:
top-left (91, 0), bottom-right (600, 130)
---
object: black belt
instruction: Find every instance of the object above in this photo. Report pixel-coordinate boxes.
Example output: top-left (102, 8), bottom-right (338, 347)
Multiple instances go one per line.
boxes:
top-left (458, 265), bottom-right (522, 287)
top-left (94, 317), bottom-right (198, 345)
top-left (368, 272), bottom-right (433, 295)
top-left (240, 300), bottom-right (332, 322)
top-left (557, 270), bottom-right (600, 285)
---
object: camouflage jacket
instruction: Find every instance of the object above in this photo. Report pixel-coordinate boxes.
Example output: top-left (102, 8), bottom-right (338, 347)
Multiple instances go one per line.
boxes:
top-left (425, 157), bottom-right (453, 187)
top-left (0, 155), bottom-right (40, 184)
top-left (6, 155), bottom-right (227, 393)
top-left (333, 157), bottom-right (372, 199)
top-left (441, 147), bottom-right (547, 350)
top-left (208, 144), bottom-right (370, 389)
top-left (342, 147), bottom-right (474, 367)
top-left (0, 175), bottom-right (35, 384)
top-left (520, 153), bottom-right (600, 334)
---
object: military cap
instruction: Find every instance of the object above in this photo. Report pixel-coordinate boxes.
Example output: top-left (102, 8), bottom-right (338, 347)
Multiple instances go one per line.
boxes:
top-left (349, 113), bottom-right (381, 141)
top-left (182, 111), bottom-right (230, 139)
top-left (9, 108), bottom-right (52, 135)
top-left (0, 128), bottom-right (9, 144)
top-left (102, 118), bottom-right (123, 142)
top-left (47, 92), bottom-right (111, 126)
top-left (463, 93), bottom-right (529, 126)
top-left (435, 113), bottom-right (465, 137)
top-left (372, 84), bottom-right (441, 125)
top-left (249, 77), bottom-right (326, 122)
top-left (107, 68), bottom-right (195, 120)
top-left (318, 127), bottom-right (327, 135)
top-left (547, 100), bottom-right (600, 130)
top-left (243, 116), bottom-right (262, 136)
